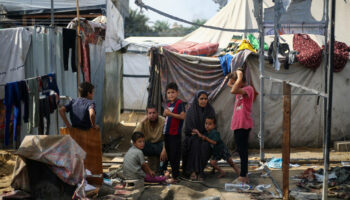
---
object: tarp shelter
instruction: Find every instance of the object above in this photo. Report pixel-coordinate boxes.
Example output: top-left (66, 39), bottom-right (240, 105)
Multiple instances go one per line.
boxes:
top-left (122, 37), bottom-right (181, 112)
top-left (149, 0), bottom-right (350, 148)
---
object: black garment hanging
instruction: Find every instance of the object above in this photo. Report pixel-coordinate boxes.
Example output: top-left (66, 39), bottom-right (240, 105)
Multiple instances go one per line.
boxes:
top-left (63, 28), bottom-right (77, 72)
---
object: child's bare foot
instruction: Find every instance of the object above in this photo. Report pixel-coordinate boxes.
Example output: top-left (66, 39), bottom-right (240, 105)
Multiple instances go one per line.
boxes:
top-left (164, 170), bottom-right (170, 177)
top-left (165, 178), bottom-right (175, 184)
top-left (217, 171), bottom-right (226, 178)
top-left (238, 176), bottom-right (248, 183)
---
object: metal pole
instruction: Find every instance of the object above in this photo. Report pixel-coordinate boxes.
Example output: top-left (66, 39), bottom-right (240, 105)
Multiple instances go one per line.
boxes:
top-left (49, 0), bottom-right (54, 73)
top-left (50, 0), bottom-right (54, 26)
top-left (322, 0), bottom-right (335, 199)
top-left (322, 0), bottom-right (329, 171)
top-left (258, 0), bottom-right (265, 162)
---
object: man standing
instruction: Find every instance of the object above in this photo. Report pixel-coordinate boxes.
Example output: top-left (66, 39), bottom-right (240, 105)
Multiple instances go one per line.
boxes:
top-left (134, 105), bottom-right (167, 170)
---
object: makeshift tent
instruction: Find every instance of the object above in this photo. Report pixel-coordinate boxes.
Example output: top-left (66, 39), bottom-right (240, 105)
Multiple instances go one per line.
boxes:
top-left (149, 0), bottom-right (350, 148)
top-left (180, 0), bottom-right (350, 47)
top-left (122, 37), bottom-right (181, 112)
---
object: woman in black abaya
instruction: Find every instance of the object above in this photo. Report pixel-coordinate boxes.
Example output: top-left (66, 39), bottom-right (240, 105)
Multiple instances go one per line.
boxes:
top-left (182, 90), bottom-right (215, 181)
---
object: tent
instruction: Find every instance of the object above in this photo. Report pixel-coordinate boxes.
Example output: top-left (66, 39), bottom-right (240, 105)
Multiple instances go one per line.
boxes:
top-left (122, 37), bottom-right (181, 112)
top-left (149, 0), bottom-right (350, 148)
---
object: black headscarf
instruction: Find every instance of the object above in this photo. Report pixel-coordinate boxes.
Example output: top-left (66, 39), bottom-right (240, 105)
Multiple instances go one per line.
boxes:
top-left (184, 90), bottom-right (216, 136)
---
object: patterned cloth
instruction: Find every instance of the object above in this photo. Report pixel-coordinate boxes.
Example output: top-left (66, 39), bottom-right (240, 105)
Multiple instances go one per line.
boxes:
top-left (293, 34), bottom-right (322, 70)
top-left (323, 41), bottom-right (349, 72)
top-left (160, 48), bottom-right (224, 105)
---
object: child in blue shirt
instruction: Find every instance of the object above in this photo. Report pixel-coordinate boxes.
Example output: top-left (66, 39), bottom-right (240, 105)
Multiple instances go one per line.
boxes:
top-left (59, 82), bottom-right (97, 129)
top-left (193, 116), bottom-right (240, 178)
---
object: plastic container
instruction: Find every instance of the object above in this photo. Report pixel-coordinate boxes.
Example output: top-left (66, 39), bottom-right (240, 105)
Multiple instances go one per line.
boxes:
top-left (224, 183), bottom-right (252, 191)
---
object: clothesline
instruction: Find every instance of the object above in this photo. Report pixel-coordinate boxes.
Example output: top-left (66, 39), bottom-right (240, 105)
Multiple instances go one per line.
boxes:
top-left (0, 73), bottom-right (56, 87)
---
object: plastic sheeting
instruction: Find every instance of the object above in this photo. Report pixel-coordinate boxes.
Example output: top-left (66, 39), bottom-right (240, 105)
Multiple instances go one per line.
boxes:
top-left (179, 0), bottom-right (273, 49)
top-left (89, 42), bottom-right (105, 127)
top-left (0, 0), bottom-right (105, 12)
top-left (11, 135), bottom-right (86, 191)
top-left (123, 53), bottom-right (149, 111)
top-left (105, 0), bottom-right (127, 52)
top-left (180, 0), bottom-right (350, 48)
top-left (102, 51), bottom-right (123, 142)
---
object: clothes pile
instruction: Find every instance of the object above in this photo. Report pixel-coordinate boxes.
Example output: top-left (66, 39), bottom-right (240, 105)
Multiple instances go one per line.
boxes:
top-left (296, 167), bottom-right (350, 199)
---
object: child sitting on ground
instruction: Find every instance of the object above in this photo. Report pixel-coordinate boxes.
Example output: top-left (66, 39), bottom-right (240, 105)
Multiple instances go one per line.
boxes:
top-left (193, 116), bottom-right (240, 178)
top-left (123, 132), bottom-right (173, 184)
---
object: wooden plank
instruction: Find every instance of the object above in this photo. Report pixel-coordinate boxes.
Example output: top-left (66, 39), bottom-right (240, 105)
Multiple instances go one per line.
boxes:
top-left (22, 16), bottom-right (27, 26)
top-left (76, 0), bottom-right (81, 88)
top-left (282, 81), bottom-right (291, 200)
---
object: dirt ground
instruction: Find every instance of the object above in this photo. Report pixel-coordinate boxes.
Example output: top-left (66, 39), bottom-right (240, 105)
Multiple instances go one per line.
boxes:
top-left (0, 150), bottom-right (16, 194)
top-left (2, 112), bottom-right (350, 200)
top-left (1, 147), bottom-right (350, 199)
top-left (101, 147), bottom-right (350, 200)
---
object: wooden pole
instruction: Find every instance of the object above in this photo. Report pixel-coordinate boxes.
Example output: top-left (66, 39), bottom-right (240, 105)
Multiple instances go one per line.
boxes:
top-left (282, 81), bottom-right (291, 200)
top-left (76, 0), bottom-right (81, 91)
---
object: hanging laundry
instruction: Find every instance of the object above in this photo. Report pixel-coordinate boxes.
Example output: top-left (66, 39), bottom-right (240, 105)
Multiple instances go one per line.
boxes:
top-left (41, 73), bottom-right (60, 97)
top-left (247, 34), bottom-right (269, 51)
top-left (293, 34), bottom-right (322, 70)
top-left (235, 40), bottom-right (256, 54)
top-left (0, 28), bottom-right (31, 85)
top-left (230, 50), bottom-right (253, 73)
top-left (26, 78), bottom-right (40, 134)
top-left (218, 54), bottom-right (234, 75)
top-left (81, 39), bottom-right (91, 82)
top-left (323, 41), bottom-right (349, 72)
top-left (38, 95), bottom-right (51, 135)
top-left (268, 42), bottom-right (291, 69)
top-left (3, 81), bottom-right (29, 146)
top-left (63, 28), bottom-right (77, 72)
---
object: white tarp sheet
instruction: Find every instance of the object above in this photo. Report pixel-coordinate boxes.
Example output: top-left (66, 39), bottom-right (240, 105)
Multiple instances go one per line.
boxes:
top-left (122, 37), bottom-right (181, 111)
top-left (105, 0), bottom-right (128, 52)
top-left (0, 27), bottom-right (31, 85)
top-left (180, 0), bottom-right (350, 47)
top-left (123, 53), bottom-right (149, 111)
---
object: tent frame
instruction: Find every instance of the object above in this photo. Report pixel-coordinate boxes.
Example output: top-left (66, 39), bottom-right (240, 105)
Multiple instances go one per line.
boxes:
top-left (256, 0), bottom-right (334, 199)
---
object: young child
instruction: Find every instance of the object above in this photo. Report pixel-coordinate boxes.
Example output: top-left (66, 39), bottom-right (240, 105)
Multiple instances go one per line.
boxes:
top-left (227, 69), bottom-right (255, 183)
top-left (162, 82), bottom-right (186, 181)
top-left (59, 82), bottom-right (97, 129)
top-left (193, 117), bottom-right (240, 178)
top-left (123, 132), bottom-right (172, 184)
